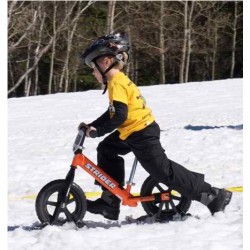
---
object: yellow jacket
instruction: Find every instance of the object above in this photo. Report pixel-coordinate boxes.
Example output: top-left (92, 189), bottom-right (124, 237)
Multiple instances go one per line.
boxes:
top-left (108, 72), bottom-right (155, 140)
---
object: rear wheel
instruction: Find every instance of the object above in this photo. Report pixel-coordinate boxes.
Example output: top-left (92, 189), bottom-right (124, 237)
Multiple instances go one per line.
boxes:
top-left (35, 179), bottom-right (86, 226)
top-left (140, 176), bottom-right (191, 217)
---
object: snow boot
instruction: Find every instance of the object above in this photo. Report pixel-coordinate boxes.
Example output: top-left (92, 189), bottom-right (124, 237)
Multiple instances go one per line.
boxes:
top-left (86, 191), bottom-right (120, 220)
top-left (198, 187), bottom-right (232, 215)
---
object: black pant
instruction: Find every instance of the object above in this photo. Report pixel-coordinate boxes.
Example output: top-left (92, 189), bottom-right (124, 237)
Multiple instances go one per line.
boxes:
top-left (96, 122), bottom-right (211, 200)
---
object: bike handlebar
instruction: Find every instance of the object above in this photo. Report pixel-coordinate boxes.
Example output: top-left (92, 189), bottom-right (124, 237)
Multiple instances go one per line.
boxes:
top-left (78, 122), bottom-right (89, 131)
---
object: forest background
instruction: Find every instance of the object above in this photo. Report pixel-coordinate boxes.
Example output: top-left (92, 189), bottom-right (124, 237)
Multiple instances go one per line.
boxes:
top-left (7, 0), bottom-right (243, 98)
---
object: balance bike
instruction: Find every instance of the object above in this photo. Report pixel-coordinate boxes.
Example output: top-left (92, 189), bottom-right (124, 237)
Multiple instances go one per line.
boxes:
top-left (35, 127), bottom-right (191, 227)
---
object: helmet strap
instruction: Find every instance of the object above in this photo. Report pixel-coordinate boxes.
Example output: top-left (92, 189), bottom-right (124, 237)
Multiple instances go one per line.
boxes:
top-left (93, 59), bottom-right (118, 94)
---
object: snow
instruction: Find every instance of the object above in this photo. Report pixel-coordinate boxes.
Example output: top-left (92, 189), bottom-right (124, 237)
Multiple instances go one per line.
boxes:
top-left (7, 79), bottom-right (243, 250)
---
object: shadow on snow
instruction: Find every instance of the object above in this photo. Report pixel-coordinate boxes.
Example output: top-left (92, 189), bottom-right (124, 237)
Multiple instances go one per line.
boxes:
top-left (184, 124), bottom-right (243, 131)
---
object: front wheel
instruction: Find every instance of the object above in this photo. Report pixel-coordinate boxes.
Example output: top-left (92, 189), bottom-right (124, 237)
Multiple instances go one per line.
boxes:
top-left (35, 179), bottom-right (87, 226)
top-left (140, 176), bottom-right (191, 217)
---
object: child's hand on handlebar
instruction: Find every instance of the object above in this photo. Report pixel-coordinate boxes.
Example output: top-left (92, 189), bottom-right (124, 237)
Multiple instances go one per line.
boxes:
top-left (86, 126), bottom-right (97, 138)
top-left (78, 122), bottom-right (89, 131)
top-left (78, 122), bottom-right (97, 138)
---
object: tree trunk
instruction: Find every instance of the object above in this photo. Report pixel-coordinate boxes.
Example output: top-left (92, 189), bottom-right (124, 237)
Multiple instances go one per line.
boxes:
top-left (230, 1), bottom-right (238, 78)
top-left (159, 0), bottom-right (165, 84)
top-left (26, 78), bottom-right (32, 97)
top-left (58, 2), bottom-right (69, 92)
top-left (205, 11), bottom-right (211, 80)
top-left (106, 1), bottom-right (116, 33)
top-left (64, 2), bottom-right (92, 92)
top-left (125, 26), bottom-right (132, 76)
top-left (184, 1), bottom-right (194, 83)
top-left (48, 2), bottom-right (57, 94)
top-left (8, 56), bottom-right (16, 96)
top-left (179, 1), bottom-right (188, 83)
top-left (24, 39), bottom-right (31, 97)
top-left (58, 1), bottom-right (93, 93)
top-left (73, 72), bottom-right (77, 92)
top-left (212, 23), bottom-right (218, 81)
top-left (54, 75), bottom-right (58, 93)
top-left (34, 7), bottom-right (46, 95)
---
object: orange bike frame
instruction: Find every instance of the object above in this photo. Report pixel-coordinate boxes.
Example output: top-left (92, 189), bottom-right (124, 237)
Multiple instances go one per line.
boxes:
top-left (71, 153), bottom-right (170, 207)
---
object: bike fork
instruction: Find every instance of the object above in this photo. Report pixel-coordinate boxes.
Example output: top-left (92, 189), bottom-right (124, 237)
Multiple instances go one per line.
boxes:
top-left (51, 166), bottom-right (78, 225)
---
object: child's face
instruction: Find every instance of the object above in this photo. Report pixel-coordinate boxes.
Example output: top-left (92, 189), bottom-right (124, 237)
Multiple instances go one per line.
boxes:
top-left (92, 57), bottom-right (112, 84)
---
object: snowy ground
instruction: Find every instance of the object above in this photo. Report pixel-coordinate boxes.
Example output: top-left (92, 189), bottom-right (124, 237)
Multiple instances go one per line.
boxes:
top-left (8, 79), bottom-right (243, 250)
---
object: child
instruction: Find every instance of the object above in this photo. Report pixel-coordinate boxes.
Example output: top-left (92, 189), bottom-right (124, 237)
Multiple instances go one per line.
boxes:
top-left (80, 33), bottom-right (232, 220)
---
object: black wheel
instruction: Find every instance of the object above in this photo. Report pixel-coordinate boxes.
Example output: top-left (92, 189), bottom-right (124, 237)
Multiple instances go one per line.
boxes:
top-left (35, 179), bottom-right (87, 225)
top-left (140, 176), bottom-right (191, 217)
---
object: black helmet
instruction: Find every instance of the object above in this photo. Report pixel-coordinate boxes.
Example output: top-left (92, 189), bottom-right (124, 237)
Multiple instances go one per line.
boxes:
top-left (81, 32), bottom-right (130, 68)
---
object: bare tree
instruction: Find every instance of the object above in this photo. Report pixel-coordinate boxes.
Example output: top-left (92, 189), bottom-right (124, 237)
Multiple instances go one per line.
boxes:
top-left (8, 57), bottom-right (16, 96)
top-left (179, 1), bottom-right (187, 83)
top-left (8, 7), bottom-right (38, 53)
top-left (7, 1), bottom-right (243, 96)
top-left (34, 3), bottom-right (46, 95)
top-left (8, 0), bottom-right (18, 27)
top-left (8, 0), bottom-right (94, 96)
top-left (209, 3), bottom-right (229, 80)
top-left (24, 34), bottom-right (31, 97)
top-left (230, 1), bottom-right (240, 78)
top-left (58, 1), bottom-right (94, 92)
top-left (107, 1), bottom-right (116, 33)
top-left (211, 22), bottom-right (218, 80)
top-left (8, 0), bottom-right (25, 30)
top-left (184, 1), bottom-right (194, 83)
top-left (159, 0), bottom-right (166, 84)
top-left (48, 2), bottom-right (58, 94)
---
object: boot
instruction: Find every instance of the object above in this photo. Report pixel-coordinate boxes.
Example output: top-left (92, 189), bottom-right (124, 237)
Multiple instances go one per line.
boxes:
top-left (86, 191), bottom-right (121, 220)
top-left (198, 187), bottom-right (232, 215)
